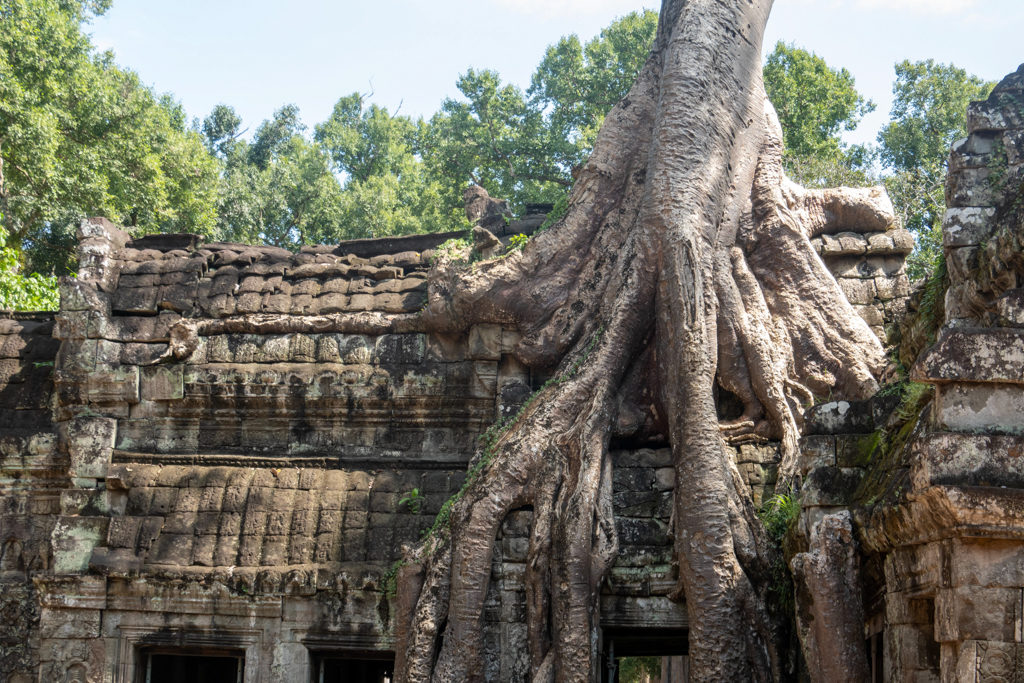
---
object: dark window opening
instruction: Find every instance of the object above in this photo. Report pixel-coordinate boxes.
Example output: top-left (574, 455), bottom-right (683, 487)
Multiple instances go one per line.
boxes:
top-left (312, 651), bottom-right (394, 683)
top-left (138, 649), bottom-right (244, 683)
top-left (602, 628), bottom-right (688, 683)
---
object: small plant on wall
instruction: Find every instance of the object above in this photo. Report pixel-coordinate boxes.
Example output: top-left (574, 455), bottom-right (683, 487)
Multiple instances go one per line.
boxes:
top-left (400, 488), bottom-right (426, 514)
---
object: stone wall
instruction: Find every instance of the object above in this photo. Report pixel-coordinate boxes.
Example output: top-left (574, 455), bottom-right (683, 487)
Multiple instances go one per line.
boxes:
top-left (15, 216), bottom-right (692, 682)
top-left (812, 228), bottom-right (914, 343)
top-left (0, 312), bottom-right (63, 683)
top-left (790, 64), bottom-right (1024, 683)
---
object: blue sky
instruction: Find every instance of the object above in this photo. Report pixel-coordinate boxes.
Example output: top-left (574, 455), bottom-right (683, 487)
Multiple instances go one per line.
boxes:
top-left (90, 0), bottom-right (1023, 149)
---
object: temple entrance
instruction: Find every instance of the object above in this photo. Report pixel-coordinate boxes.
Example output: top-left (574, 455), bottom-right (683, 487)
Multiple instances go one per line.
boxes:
top-left (139, 649), bottom-right (244, 683)
top-left (601, 628), bottom-right (689, 683)
top-left (312, 651), bottom-right (395, 683)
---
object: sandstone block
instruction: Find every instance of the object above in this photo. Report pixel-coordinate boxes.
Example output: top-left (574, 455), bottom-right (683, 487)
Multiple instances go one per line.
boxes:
top-left (837, 278), bottom-right (876, 305)
top-left (912, 433), bottom-right (1024, 490)
top-left (51, 516), bottom-right (110, 574)
top-left (65, 417), bottom-right (117, 479)
top-left (935, 587), bottom-right (1023, 642)
top-left (801, 467), bottom-right (864, 507)
top-left (468, 324), bottom-right (502, 361)
top-left (804, 400), bottom-right (874, 435)
top-left (936, 383), bottom-right (1024, 435)
top-left (967, 97), bottom-right (1024, 133)
top-left (796, 435), bottom-right (836, 473)
top-left (914, 328), bottom-right (1024, 385)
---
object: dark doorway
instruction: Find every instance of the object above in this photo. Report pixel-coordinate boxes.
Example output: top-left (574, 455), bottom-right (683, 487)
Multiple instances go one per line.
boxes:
top-left (140, 651), bottom-right (244, 683)
top-left (602, 628), bottom-right (689, 683)
top-left (313, 652), bottom-right (395, 683)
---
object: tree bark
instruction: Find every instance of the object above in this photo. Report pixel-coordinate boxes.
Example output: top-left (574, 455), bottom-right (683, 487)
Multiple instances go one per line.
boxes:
top-left (393, 1), bottom-right (893, 681)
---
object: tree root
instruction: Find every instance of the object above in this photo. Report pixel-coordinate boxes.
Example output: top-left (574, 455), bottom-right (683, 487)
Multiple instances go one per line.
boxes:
top-left (394, 1), bottom-right (894, 681)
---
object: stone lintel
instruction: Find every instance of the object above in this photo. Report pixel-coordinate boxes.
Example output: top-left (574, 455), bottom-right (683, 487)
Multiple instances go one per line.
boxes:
top-left (33, 574), bottom-right (108, 610)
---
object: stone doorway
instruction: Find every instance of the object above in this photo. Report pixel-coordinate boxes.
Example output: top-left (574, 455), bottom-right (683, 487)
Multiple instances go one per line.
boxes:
top-left (601, 628), bottom-right (689, 683)
top-left (139, 650), bottom-right (245, 683)
top-left (312, 652), bottom-right (395, 683)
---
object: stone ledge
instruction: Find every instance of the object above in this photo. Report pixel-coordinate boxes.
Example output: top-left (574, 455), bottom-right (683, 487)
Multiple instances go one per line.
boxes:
top-left (911, 432), bottom-right (1024, 490)
top-left (912, 327), bottom-right (1024, 384)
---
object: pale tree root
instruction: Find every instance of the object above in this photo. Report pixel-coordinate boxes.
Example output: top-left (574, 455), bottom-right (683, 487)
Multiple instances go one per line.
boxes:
top-left (790, 511), bottom-right (871, 683)
top-left (393, 0), bottom-right (894, 680)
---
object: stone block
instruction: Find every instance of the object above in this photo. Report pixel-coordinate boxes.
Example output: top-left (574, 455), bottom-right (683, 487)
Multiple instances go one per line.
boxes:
top-left (837, 278), bottom-right (876, 305)
top-left (88, 547), bottom-right (143, 575)
top-left (827, 256), bottom-right (905, 279)
top-left (950, 538), bottom-right (1024, 588)
top-left (38, 607), bottom-right (101, 640)
top-left (138, 366), bottom-right (184, 403)
top-left (468, 324), bottom-right (502, 361)
top-left (935, 587), bottom-right (1023, 642)
top-left (64, 417), bottom-right (117, 479)
top-left (615, 518), bottom-right (669, 546)
top-left (60, 279), bottom-right (110, 313)
top-left (967, 97), bottom-right (1024, 133)
top-left (875, 274), bottom-right (911, 302)
top-left (801, 467), bottom-right (865, 507)
top-left (912, 432), bottom-right (1024, 489)
top-left (796, 435), bottom-right (836, 473)
top-left (60, 488), bottom-right (126, 516)
top-left (936, 384), bottom-right (1024, 435)
top-left (804, 400), bottom-right (874, 435)
top-left (836, 433), bottom-right (880, 468)
top-left (51, 516), bottom-right (110, 574)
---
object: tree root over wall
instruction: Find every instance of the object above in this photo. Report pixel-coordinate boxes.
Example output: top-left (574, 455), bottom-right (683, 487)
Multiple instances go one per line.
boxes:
top-left (394, 1), bottom-right (894, 681)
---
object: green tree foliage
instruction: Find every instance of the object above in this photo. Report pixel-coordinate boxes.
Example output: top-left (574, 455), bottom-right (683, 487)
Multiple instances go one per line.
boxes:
top-left (0, 0), bottom-right (220, 275)
top-left (762, 42), bottom-right (876, 189)
top-left (215, 111), bottom-right (345, 249)
top-left (877, 60), bottom-right (995, 278)
top-left (423, 10), bottom-right (659, 211)
top-left (317, 94), bottom-right (459, 237)
top-left (617, 657), bottom-right (662, 683)
top-left (0, 223), bottom-right (58, 311)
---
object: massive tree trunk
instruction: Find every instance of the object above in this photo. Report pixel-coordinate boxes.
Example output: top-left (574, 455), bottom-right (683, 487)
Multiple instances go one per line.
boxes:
top-left (394, 1), bottom-right (893, 681)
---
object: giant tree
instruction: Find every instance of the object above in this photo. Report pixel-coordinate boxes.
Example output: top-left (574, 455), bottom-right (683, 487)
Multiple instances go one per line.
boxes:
top-left (393, 0), bottom-right (893, 682)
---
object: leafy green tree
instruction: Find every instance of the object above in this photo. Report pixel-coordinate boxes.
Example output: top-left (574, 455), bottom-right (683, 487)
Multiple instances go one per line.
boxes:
top-left (762, 41), bottom-right (876, 188)
top-left (423, 10), bottom-right (659, 211)
top-left (0, 223), bottom-right (59, 311)
top-left (878, 60), bottom-right (995, 278)
top-left (317, 94), bottom-right (459, 238)
top-left (0, 0), bottom-right (220, 274)
top-left (215, 106), bottom-right (344, 249)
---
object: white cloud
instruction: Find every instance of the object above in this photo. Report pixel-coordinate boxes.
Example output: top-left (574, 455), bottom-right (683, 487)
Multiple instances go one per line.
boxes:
top-left (855, 0), bottom-right (977, 12)
top-left (491, 0), bottom-right (644, 19)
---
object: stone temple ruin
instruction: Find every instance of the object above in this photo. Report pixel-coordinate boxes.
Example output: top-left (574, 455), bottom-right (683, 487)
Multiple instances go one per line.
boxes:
top-left (0, 64), bottom-right (1021, 683)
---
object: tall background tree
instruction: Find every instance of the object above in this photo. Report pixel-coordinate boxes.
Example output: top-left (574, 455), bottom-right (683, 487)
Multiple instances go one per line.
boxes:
top-left (0, 0), bottom-right (999, 309)
top-left (0, 0), bottom-right (219, 276)
top-left (877, 60), bottom-right (995, 278)
top-left (762, 41), bottom-right (876, 188)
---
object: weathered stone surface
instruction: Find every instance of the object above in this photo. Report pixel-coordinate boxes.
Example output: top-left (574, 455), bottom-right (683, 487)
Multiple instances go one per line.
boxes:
top-left (911, 433), bottom-right (1024, 489)
top-left (913, 328), bottom-right (1024, 384)
top-left (936, 384), bottom-right (1024, 435)
top-left (804, 400), bottom-right (874, 435)
top-left (801, 467), bottom-right (865, 507)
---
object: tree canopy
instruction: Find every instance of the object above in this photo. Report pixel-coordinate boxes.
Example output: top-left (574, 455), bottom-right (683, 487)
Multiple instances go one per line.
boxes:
top-left (0, 0), bottom-right (1002, 307)
top-left (0, 0), bottom-right (219, 277)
